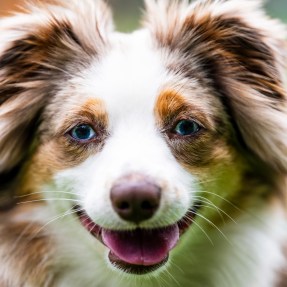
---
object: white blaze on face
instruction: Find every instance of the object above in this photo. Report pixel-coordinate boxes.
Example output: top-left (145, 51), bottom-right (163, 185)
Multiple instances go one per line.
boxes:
top-left (53, 30), bottom-right (196, 229)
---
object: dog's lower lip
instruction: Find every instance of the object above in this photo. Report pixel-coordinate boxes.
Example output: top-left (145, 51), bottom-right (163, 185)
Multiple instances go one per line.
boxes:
top-left (74, 205), bottom-right (198, 273)
top-left (108, 251), bottom-right (169, 275)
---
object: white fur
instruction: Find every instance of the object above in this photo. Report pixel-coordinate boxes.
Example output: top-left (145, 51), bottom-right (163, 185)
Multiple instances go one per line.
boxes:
top-left (48, 200), bottom-right (287, 287)
top-left (51, 30), bottom-right (195, 230)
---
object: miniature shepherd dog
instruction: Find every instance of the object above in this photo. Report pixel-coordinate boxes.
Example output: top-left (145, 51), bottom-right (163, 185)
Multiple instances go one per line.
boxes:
top-left (0, 0), bottom-right (286, 286)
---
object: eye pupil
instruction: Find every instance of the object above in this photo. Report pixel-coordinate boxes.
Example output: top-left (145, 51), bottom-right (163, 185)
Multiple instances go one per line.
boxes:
top-left (174, 120), bottom-right (200, 136)
top-left (71, 124), bottom-right (96, 141)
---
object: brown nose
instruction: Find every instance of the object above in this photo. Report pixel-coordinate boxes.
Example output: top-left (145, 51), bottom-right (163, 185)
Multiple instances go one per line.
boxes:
top-left (110, 175), bottom-right (161, 224)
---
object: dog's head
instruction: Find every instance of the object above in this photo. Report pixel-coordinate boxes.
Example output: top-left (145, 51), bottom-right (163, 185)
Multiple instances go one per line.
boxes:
top-left (0, 0), bottom-right (286, 275)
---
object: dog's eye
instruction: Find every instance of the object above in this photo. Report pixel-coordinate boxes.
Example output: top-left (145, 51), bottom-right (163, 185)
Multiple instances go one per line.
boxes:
top-left (70, 124), bottom-right (97, 141)
top-left (173, 120), bottom-right (201, 136)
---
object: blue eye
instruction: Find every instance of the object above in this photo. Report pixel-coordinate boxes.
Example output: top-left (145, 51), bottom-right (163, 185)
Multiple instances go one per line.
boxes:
top-left (173, 120), bottom-right (201, 136)
top-left (70, 124), bottom-right (96, 141)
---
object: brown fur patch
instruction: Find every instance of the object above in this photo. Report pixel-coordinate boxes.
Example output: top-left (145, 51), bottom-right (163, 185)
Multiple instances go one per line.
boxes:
top-left (276, 243), bottom-right (287, 287)
top-left (0, 2), bottom-right (111, 205)
top-left (55, 98), bottom-right (109, 137)
top-left (154, 88), bottom-right (252, 228)
top-left (155, 89), bottom-right (215, 130)
top-left (154, 89), bottom-right (233, 168)
top-left (0, 204), bottom-right (57, 286)
top-left (20, 98), bottom-right (109, 197)
top-left (145, 0), bottom-right (287, 173)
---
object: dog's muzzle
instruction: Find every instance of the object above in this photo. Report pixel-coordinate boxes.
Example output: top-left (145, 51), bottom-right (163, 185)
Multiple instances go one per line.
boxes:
top-left (74, 174), bottom-right (198, 274)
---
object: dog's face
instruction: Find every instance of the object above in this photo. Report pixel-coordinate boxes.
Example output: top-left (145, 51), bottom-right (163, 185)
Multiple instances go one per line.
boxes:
top-left (0, 0), bottom-right (286, 277)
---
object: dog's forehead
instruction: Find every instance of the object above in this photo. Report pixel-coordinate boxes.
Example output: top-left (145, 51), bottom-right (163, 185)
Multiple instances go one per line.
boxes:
top-left (65, 28), bottom-right (219, 132)
top-left (76, 30), bottom-right (168, 123)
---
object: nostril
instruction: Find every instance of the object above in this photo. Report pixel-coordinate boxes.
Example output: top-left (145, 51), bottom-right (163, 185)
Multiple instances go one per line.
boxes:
top-left (110, 175), bottom-right (161, 223)
top-left (117, 201), bottom-right (130, 210)
top-left (141, 200), bottom-right (157, 211)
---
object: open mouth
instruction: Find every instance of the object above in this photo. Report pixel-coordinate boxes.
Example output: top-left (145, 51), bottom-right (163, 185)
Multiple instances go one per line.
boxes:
top-left (74, 205), bottom-right (198, 275)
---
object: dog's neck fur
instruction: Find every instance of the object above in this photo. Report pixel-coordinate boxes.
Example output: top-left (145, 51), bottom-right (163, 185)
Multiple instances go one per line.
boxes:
top-left (1, 196), bottom-right (285, 287)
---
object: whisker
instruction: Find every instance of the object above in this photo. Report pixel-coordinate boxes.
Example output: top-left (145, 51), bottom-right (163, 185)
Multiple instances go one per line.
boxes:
top-left (31, 206), bottom-right (82, 238)
top-left (11, 221), bottom-right (38, 253)
top-left (168, 259), bottom-right (184, 275)
top-left (25, 206), bottom-right (85, 248)
top-left (165, 267), bottom-right (180, 287)
top-left (193, 195), bottom-right (237, 224)
top-left (17, 198), bottom-right (83, 205)
top-left (194, 203), bottom-right (225, 223)
top-left (85, 220), bottom-right (97, 232)
top-left (197, 191), bottom-right (241, 211)
top-left (15, 191), bottom-right (78, 198)
top-left (197, 178), bottom-right (222, 185)
top-left (193, 196), bottom-right (225, 222)
top-left (182, 214), bottom-right (214, 246)
top-left (189, 209), bottom-right (231, 244)
top-left (12, 206), bottom-right (83, 254)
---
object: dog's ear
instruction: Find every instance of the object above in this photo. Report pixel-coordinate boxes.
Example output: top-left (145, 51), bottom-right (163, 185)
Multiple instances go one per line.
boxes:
top-left (144, 0), bottom-right (287, 173)
top-left (0, 0), bottom-right (113, 207)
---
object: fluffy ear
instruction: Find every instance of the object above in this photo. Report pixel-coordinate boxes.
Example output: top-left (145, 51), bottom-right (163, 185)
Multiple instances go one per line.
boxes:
top-left (0, 0), bottom-right (113, 207)
top-left (144, 0), bottom-right (287, 173)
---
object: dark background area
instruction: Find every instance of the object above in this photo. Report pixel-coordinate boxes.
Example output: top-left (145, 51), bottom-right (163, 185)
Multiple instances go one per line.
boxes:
top-left (0, 0), bottom-right (286, 31)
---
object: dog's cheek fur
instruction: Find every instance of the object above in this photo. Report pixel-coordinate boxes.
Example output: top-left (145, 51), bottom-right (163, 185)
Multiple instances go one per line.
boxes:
top-left (0, 3), bottom-right (112, 284)
top-left (22, 97), bottom-right (109, 197)
top-left (145, 0), bottom-right (287, 174)
top-left (0, 204), bottom-right (58, 286)
top-left (154, 87), bottom-right (250, 226)
top-left (154, 88), bottom-right (234, 168)
top-left (0, 1), bottom-right (112, 207)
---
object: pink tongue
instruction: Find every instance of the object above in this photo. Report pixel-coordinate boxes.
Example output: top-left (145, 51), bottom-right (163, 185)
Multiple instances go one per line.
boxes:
top-left (102, 225), bottom-right (179, 266)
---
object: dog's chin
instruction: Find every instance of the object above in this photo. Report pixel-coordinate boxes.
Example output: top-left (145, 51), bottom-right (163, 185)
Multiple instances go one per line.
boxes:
top-left (74, 206), bottom-right (197, 275)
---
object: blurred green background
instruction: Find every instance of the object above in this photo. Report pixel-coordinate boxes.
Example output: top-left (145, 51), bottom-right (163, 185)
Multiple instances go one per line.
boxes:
top-left (108, 0), bottom-right (287, 32)
top-left (0, 0), bottom-right (286, 32)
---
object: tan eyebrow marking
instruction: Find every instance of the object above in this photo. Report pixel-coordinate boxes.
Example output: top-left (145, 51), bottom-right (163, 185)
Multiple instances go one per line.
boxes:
top-left (154, 89), bottom-right (210, 129)
top-left (155, 89), bottom-right (188, 126)
top-left (58, 98), bottom-right (109, 134)
top-left (80, 98), bottom-right (109, 126)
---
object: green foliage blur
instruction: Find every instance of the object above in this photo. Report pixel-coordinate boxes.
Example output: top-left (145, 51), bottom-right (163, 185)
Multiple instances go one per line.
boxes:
top-left (109, 0), bottom-right (287, 32)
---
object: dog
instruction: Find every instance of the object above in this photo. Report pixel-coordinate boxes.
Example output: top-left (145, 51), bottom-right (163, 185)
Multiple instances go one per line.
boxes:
top-left (0, 0), bottom-right (286, 286)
